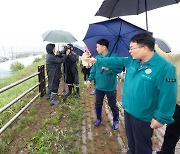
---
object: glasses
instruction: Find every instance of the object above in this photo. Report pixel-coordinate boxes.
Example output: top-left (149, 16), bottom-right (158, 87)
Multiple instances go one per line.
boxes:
top-left (129, 46), bottom-right (144, 51)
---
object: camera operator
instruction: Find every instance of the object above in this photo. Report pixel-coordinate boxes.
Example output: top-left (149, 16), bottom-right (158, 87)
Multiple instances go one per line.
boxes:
top-left (64, 44), bottom-right (80, 98)
top-left (46, 43), bottom-right (70, 105)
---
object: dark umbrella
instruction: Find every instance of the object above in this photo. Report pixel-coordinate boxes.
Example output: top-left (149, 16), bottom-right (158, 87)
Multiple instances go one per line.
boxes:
top-left (155, 38), bottom-right (171, 53)
top-left (83, 17), bottom-right (149, 57)
top-left (95, 0), bottom-right (180, 30)
top-left (72, 44), bottom-right (85, 56)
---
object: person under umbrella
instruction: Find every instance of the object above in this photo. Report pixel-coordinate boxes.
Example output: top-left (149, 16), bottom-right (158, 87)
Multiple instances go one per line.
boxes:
top-left (81, 50), bottom-right (92, 84)
top-left (86, 39), bottom-right (123, 130)
top-left (86, 33), bottom-right (177, 153)
top-left (46, 43), bottom-right (70, 105)
top-left (64, 44), bottom-right (80, 98)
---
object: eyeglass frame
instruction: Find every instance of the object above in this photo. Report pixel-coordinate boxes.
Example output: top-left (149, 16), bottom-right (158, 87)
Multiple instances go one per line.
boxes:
top-left (129, 46), bottom-right (144, 51)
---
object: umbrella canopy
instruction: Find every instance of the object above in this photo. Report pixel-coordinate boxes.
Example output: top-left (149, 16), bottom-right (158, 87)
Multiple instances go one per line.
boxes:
top-left (73, 46), bottom-right (85, 56)
top-left (95, 0), bottom-right (180, 30)
top-left (83, 17), bottom-right (148, 57)
top-left (42, 30), bottom-right (77, 43)
top-left (155, 38), bottom-right (171, 53)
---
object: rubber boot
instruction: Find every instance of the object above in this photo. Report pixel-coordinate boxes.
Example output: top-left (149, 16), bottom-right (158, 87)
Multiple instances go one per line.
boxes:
top-left (112, 112), bottom-right (119, 130)
top-left (66, 85), bottom-right (72, 96)
top-left (50, 92), bottom-right (59, 106)
top-left (94, 107), bottom-right (102, 127)
top-left (46, 89), bottom-right (51, 100)
top-left (76, 87), bottom-right (80, 98)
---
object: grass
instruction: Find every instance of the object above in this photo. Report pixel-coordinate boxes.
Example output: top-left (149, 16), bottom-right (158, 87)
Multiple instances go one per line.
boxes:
top-left (26, 67), bottom-right (85, 153)
top-left (0, 57), bottom-right (45, 126)
top-left (0, 61), bottom-right (85, 153)
top-left (0, 57), bottom-right (45, 153)
top-left (25, 91), bottom-right (84, 154)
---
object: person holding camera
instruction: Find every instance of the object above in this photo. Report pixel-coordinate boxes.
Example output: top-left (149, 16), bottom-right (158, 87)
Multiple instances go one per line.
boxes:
top-left (64, 44), bottom-right (80, 98)
top-left (46, 43), bottom-right (70, 105)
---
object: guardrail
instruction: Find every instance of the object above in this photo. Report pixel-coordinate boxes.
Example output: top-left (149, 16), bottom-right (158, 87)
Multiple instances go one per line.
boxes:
top-left (0, 65), bottom-right (46, 135)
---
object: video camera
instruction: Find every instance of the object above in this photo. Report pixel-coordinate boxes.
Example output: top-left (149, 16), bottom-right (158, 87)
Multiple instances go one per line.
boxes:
top-left (59, 45), bottom-right (72, 54)
top-left (58, 46), bottom-right (70, 55)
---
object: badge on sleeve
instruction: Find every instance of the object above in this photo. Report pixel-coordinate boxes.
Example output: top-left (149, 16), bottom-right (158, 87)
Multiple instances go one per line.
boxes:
top-left (166, 78), bottom-right (176, 82)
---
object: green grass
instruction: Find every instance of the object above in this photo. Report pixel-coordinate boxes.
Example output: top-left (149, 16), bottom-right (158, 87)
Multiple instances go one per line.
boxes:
top-left (0, 58), bottom-right (45, 126)
top-left (26, 93), bottom-right (84, 154)
top-left (26, 67), bottom-right (84, 153)
top-left (0, 62), bottom-right (85, 153)
top-left (0, 60), bottom-right (85, 154)
top-left (0, 57), bottom-right (45, 153)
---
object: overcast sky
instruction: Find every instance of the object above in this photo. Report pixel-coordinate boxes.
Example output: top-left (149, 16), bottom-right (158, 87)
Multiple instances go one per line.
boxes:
top-left (0, 0), bottom-right (180, 55)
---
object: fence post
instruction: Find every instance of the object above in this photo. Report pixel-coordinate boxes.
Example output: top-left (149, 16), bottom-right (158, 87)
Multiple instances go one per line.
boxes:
top-left (38, 65), bottom-right (46, 97)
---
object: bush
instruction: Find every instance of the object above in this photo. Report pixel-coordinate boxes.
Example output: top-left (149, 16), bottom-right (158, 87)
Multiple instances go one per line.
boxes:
top-left (10, 61), bottom-right (25, 73)
top-left (33, 57), bottom-right (41, 63)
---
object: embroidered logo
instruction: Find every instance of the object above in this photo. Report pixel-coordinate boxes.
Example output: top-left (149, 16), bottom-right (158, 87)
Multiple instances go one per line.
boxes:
top-left (145, 68), bottom-right (152, 74)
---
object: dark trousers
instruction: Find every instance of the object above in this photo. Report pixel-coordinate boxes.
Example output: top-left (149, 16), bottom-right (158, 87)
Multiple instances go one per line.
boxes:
top-left (83, 67), bottom-right (91, 81)
top-left (95, 90), bottom-right (119, 113)
top-left (160, 104), bottom-right (180, 154)
top-left (124, 111), bottom-right (153, 154)
top-left (47, 70), bottom-right (60, 93)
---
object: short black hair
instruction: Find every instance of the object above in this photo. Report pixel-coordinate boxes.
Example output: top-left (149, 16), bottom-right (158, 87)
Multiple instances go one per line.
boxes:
top-left (97, 39), bottom-right (109, 48)
top-left (130, 32), bottom-right (155, 51)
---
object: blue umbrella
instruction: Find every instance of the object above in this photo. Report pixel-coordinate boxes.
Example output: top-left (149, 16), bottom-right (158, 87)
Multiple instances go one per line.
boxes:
top-left (83, 17), bottom-right (149, 57)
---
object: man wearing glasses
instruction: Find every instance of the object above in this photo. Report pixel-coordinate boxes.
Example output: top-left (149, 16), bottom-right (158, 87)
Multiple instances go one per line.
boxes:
top-left (86, 33), bottom-right (177, 154)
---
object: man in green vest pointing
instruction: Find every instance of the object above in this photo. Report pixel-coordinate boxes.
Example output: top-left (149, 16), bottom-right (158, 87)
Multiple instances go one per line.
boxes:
top-left (86, 33), bottom-right (177, 154)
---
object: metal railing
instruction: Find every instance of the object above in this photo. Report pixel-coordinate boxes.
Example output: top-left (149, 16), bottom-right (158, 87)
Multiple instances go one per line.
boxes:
top-left (0, 65), bottom-right (46, 135)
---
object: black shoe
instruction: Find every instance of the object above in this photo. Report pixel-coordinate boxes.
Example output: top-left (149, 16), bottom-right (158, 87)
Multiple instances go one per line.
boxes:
top-left (94, 119), bottom-right (101, 127)
top-left (112, 121), bottom-right (119, 130)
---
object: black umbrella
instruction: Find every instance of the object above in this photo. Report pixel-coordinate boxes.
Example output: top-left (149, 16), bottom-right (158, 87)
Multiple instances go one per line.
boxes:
top-left (72, 44), bottom-right (85, 56)
top-left (95, 0), bottom-right (180, 30)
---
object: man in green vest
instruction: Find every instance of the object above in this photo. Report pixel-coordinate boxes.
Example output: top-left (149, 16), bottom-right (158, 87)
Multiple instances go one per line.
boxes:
top-left (87, 39), bottom-right (122, 130)
top-left (86, 33), bottom-right (177, 154)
